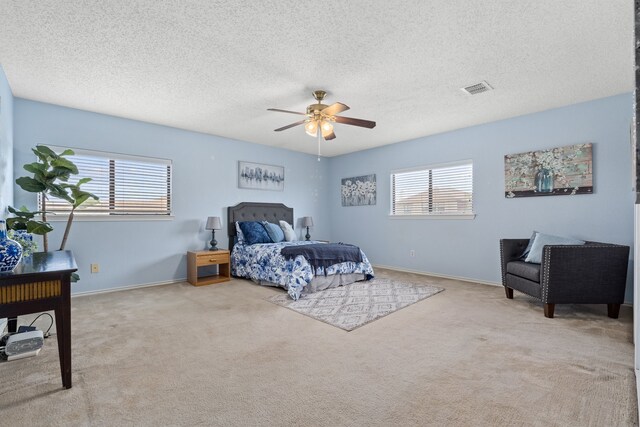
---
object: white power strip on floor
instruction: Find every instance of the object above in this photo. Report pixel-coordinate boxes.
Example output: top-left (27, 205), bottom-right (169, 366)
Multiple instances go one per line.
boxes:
top-left (6, 348), bottom-right (41, 361)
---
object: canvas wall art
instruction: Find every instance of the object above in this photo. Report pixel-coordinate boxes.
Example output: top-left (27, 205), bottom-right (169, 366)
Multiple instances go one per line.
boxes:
top-left (238, 161), bottom-right (284, 191)
top-left (341, 174), bottom-right (376, 206)
top-left (504, 143), bottom-right (593, 198)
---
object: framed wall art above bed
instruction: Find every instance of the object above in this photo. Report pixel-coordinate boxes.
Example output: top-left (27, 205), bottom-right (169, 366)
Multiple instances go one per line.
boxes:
top-left (238, 161), bottom-right (284, 191)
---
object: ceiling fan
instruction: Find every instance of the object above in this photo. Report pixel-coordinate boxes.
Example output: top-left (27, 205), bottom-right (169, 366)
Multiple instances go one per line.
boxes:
top-left (268, 90), bottom-right (376, 141)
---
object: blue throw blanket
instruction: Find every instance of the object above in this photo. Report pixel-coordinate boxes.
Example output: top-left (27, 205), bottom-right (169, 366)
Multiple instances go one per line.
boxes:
top-left (280, 243), bottom-right (363, 275)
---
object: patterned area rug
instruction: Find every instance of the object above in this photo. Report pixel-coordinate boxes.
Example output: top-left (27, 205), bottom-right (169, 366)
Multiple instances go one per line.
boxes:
top-left (266, 278), bottom-right (444, 331)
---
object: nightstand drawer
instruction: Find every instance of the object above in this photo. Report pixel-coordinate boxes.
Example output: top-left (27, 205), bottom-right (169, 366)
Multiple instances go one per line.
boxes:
top-left (196, 252), bottom-right (229, 266)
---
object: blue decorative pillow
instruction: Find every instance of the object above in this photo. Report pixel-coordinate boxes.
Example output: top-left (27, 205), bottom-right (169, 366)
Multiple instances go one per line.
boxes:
top-left (262, 221), bottom-right (285, 243)
top-left (524, 232), bottom-right (585, 264)
top-left (520, 231), bottom-right (538, 260)
top-left (238, 221), bottom-right (271, 245)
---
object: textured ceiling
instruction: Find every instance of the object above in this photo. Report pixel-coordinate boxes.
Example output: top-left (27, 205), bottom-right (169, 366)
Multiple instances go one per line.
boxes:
top-left (0, 1), bottom-right (634, 157)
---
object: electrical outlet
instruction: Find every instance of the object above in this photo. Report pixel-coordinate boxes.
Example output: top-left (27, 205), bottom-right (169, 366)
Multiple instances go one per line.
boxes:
top-left (90, 263), bottom-right (100, 274)
top-left (409, 250), bottom-right (415, 257)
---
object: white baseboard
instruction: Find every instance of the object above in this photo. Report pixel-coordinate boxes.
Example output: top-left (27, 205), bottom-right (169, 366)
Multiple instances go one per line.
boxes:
top-left (72, 278), bottom-right (187, 298)
top-left (637, 369), bottom-right (640, 422)
top-left (372, 264), bottom-right (501, 287)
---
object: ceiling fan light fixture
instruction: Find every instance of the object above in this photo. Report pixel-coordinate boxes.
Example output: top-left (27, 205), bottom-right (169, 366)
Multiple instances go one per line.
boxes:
top-left (304, 120), bottom-right (318, 137)
top-left (268, 90), bottom-right (376, 149)
top-left (321, 121), bottom-right (333, 138)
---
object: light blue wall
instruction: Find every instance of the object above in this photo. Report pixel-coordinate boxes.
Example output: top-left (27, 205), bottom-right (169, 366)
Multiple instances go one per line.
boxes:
top-left (12, 94), bottom-right (635, 300)
top-left (0, 65), bottom-right (14, 214)
top-left (329, 93), bottom-right (635, 301)
top-left (13, 99), bottom-right (330, 294)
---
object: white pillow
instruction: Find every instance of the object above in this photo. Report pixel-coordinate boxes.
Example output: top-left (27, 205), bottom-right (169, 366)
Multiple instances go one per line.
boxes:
top-left (235, 222), bottom-right (245, 244)
top-left (279, 220), bottom-right (296, 242)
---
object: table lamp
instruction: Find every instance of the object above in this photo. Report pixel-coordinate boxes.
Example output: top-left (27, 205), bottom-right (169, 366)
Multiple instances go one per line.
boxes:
top-left (302, 216), bottom-right (313, 241)
top-left (205, 216), bottom-right (222, 251)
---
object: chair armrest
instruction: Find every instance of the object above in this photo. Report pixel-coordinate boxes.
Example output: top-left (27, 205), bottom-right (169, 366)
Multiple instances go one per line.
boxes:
top-left (541, 243), bottom-right (630, 304)
top-left (499, 239), bottom-right (529, 286)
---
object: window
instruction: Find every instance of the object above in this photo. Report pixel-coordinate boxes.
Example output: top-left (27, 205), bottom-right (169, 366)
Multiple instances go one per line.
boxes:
top-left (42, 147), bottom-right (172, 218)
top-left (391, 160), bottom-right (473, 217)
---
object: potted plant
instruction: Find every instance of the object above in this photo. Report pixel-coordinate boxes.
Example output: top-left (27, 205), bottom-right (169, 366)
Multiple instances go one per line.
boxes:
top-left (7, 145), bottom-right (98, 252)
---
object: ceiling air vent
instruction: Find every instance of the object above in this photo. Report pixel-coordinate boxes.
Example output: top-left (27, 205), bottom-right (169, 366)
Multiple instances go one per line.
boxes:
top-left (461, 81), bottom-right (493, 95)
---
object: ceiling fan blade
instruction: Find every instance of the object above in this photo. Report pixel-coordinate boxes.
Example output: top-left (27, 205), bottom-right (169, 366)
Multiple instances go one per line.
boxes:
top-left (322, 102), bottom-right (350, 116)
top-left (267, 108), bottom-right (307, 115)
top-left (274, 120), bottom-right (306, 132)
top-left (324, 131), bottom-right (336, 140)
top-left (334, 115), bottom-right (376, 129)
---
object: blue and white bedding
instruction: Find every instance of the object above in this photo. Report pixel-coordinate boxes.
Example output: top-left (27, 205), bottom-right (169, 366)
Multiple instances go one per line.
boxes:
top-left (231, 240), bottom-right (374, 300)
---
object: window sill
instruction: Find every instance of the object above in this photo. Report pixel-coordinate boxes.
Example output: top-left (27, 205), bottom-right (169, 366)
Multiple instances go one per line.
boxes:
top-left (47, 215), bottom-right (175, 222)
top-left (388, 213), bottom-right (476, 220)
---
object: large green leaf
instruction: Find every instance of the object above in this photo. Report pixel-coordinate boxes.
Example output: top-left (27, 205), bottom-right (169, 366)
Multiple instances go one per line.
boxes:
top-left (73, 194), bottom-right (90, 207)
top-left (31, 147), bottom-right (50, 164)
top-left (59, 149), bottom-right (75, 156)
top-left (7, 206), bottom-right (23, 215)
top-left (23, 162), bottom-right (47, 174)
top-left (48, 183), bottom-right (74, 203)
top-left (51, 158), bottom-right (78, 175)
top-left (26, 220), bottom-right (54, 235)
top-left (35, 145), bottom-right (58, 159)
top-left (70, 186), bottom-right (99, 208)
top-left (77, 177), bottom-right (92, 186)
top-left (16, 176), bottom-right (46, 193)
top-left (23, 164), bottom-right (46, 182)
top-left (6, 217), bottom-right (28, 231)
top-left (7, 206), bottom-right (35, 218)
top-left (50, 167), bottom-right (71, 182)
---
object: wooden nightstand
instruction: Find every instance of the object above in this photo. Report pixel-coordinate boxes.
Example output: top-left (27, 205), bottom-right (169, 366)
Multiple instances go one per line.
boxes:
top-left (187, 250), bottom-right (231, 286)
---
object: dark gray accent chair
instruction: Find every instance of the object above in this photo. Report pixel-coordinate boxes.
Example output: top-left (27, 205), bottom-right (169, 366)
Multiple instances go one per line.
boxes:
top-left (500, 239), bottom-right (629, 318)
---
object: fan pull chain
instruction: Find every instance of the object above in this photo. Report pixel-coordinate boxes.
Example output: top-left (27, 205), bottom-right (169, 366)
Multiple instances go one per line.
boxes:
top-left (317, 128), bottom-right (321, 161)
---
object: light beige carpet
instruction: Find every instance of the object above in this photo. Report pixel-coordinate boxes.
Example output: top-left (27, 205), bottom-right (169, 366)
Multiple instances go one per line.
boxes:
top-left (267, 278), bottom-right (444, 331)
top-left (0, 269), bottom-right (636, 426)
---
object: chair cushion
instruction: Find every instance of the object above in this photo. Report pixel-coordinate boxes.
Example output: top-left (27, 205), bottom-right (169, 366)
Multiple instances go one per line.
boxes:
top-left (506, 261), bottom-right (541, 283)
top-left (505, 274), bottom-right (542, 299)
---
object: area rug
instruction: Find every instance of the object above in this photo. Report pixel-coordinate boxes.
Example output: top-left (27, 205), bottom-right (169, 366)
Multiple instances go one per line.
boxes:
top-left (266, 278), bottom-right (444, 331)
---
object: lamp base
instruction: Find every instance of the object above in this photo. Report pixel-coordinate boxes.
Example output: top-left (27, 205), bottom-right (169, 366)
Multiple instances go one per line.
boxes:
top-left (305, 226), bottom-right (311, 241)
top-left (209, 230), bottom-right (218, 251)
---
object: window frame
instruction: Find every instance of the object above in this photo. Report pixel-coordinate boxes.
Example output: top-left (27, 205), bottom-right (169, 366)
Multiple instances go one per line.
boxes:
top-left (389, 159), bottom-right (475, 220)
top-left (42, 146), bottom-right (174, 222)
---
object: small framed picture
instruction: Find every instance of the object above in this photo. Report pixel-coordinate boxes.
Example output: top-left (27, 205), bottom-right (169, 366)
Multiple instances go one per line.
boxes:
top-left (341, 174), bottom-right (376, 206)
top-left (238, 161), bottom-right (285, 191)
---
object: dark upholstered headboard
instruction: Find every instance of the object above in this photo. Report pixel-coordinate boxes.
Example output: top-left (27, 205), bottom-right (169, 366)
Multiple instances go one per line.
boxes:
top-left (228, 202), bottom-right (294, 251)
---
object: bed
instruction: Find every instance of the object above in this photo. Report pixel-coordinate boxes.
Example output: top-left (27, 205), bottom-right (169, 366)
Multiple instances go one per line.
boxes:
top-left (228, 202), bottom-right (374, 300)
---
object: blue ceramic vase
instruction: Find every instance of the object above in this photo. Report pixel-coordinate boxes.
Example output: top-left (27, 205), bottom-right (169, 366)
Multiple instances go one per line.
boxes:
top-left (0, 220), bottom-right (23, 272)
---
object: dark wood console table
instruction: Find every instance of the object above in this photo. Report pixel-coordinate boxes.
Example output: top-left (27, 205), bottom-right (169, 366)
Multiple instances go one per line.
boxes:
top-left (0, 251), bottom-right (77, 389)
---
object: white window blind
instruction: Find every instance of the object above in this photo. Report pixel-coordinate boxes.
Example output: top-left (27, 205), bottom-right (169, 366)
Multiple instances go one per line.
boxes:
top-left (42, 147), bottom-right (172, 217)
top-left (391, 161), bottom-right (473, 216)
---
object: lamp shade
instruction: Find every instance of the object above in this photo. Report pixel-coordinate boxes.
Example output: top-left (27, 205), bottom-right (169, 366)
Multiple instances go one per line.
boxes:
top-left (205, 216), bottom-right (222, 230)
top-left (302, 216), bottom-right (314, 227)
